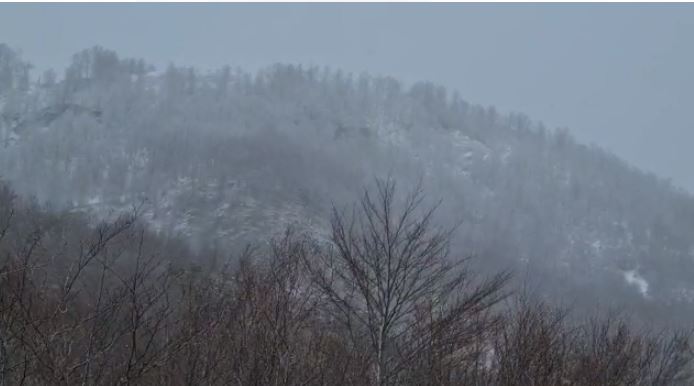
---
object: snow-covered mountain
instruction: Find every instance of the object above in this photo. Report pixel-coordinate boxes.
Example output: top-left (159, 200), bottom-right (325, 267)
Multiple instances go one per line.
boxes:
top-left (3, 45), bottom-right (694, 325)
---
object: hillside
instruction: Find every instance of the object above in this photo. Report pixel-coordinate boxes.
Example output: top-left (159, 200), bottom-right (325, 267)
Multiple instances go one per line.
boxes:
top-left (2, 45), bottom-right (694, 325)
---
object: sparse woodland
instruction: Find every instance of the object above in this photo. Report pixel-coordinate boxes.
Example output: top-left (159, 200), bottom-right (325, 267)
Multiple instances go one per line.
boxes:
top-left (0, 178), bottom-right (691, 385)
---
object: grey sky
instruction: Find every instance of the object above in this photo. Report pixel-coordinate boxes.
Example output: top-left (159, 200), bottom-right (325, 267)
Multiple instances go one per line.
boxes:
top-left (1, 4), bottom-right (693, 191)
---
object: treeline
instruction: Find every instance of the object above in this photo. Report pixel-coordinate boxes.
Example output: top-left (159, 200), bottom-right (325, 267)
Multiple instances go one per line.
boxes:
top-left (1, 179), bottom-right (691, 385)
top-left (3, 45), bottom-right (694, 324)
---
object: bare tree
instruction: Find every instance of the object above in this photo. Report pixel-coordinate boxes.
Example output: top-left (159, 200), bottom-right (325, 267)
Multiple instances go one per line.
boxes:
top-left (2, 178), bottom-right (691, 385)
top-left (481, 296), bottom-right (694, 386)
top-left (302, 178), bottom-right (510, 385)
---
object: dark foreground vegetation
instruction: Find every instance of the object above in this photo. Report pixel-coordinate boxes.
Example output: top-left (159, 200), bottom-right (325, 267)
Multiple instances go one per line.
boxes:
top-left (0, 178), bottom-right (692, 385)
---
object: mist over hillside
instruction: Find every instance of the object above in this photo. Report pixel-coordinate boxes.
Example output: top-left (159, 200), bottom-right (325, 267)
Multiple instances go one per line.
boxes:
top-left (2, 44), bottom-right (694, 326)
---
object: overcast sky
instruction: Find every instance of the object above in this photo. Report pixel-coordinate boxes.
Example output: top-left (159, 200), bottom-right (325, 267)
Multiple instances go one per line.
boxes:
top-left (1, 4), bottom-right (693, 192)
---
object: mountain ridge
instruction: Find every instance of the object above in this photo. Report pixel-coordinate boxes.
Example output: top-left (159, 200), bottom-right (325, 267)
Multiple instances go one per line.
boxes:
top-left (2, 44), bottom-right (694, 325)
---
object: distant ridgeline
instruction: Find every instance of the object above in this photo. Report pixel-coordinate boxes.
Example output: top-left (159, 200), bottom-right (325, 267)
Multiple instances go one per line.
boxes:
top-left (2, 44), bottom-right (694, 325)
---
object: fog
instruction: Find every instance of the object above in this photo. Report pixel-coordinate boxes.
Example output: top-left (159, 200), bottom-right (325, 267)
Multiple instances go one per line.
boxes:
top-left (1, 3), bottom-right (693, 191)
top-left (3, 4), bottom-right (694, 383)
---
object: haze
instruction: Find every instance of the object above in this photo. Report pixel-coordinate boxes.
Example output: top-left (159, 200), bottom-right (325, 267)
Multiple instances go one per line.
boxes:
top-left (1, 3), bottom-right (693, 191)
top-left (5, 4), bottom-right (694, 382)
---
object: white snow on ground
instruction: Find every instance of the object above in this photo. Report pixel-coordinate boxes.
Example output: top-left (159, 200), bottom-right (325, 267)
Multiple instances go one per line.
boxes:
top-left (623, 269), bottom-right (650, 298)
top-left (87, 196), bottom-right (102, 205)
top-left (675, 288), bottom-right (694, 303)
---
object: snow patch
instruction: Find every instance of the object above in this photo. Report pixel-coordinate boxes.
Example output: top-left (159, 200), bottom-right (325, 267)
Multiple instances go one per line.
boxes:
top-left (87, 196), bottom-right (102, 205)
top-left (623, 269), bottom-right (650, 298)
top-left (591, 240), bottom-right (603, 255)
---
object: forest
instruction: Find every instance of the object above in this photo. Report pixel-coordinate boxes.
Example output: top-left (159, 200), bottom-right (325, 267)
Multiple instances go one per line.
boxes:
top-left (2, 44), bottom-right (694, 384)
top-left (0, 178), bottom-right (692, 385)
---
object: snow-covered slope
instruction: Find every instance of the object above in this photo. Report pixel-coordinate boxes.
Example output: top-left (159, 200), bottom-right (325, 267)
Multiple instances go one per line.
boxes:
top-left (2, 46), bottom-right (694, 325)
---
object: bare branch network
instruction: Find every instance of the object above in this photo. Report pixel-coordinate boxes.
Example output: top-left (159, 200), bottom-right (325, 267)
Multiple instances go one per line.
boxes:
top-left (0, 178), bottom-right (691, 385)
